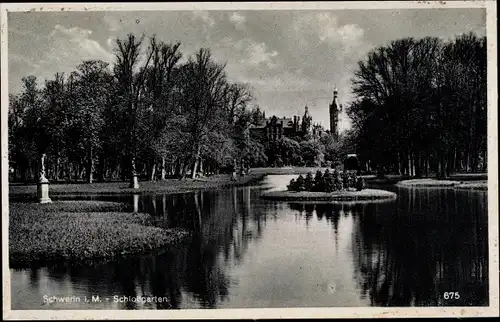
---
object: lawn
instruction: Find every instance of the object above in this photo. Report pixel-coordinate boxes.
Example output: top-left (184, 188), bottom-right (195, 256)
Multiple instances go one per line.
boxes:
top-left (8, 173), bottom-right (265, 198)
top-left (9, 201), bottom-right (190, 267)
top-left (8, 169), bottom-right (488, 199)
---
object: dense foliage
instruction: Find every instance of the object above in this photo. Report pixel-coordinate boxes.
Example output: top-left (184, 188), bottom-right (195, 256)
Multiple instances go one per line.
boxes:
top-left (287, 170), bottom-right (365, 192)
top-left (263, 133), bottom-right (353, 168)
top-left (9, 33), bottom-right (353, 185)
top-left (348, 33), bottom-right (487, 178)
top-left (8, 34), bottom-right (267, 184)
top-left (10, 32), bottom-right (484, 184)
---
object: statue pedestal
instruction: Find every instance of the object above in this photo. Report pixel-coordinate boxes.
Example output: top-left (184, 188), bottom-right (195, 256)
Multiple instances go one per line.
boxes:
top-left (37, 178), bottom-right (52, 204)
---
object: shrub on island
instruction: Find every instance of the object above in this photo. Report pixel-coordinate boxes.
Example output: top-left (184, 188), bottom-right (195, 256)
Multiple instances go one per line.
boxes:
top-left (287, 170), bottom-right (365, 193)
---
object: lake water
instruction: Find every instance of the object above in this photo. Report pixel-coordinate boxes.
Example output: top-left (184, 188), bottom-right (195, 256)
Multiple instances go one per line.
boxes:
top-left (10, 175), bottom-right (489, 309)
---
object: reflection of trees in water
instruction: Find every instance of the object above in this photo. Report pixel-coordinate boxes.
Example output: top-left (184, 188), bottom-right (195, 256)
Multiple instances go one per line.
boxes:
top-left (39, 186), bottom-right (270, 309)
top-left (351, 188), bottom-right (488, 306)
top-left (287, 202), bottom-right (364, 252)
top-left (288, 202), bottom-right (362, 233)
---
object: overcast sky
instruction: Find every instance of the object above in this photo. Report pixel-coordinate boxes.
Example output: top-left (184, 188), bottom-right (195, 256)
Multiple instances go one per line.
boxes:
top-left (8, 8), bottom-right (486, 131)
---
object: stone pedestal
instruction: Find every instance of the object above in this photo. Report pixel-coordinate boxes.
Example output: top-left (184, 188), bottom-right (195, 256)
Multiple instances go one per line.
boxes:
top-left (37, 178), bottom-right (52, 204)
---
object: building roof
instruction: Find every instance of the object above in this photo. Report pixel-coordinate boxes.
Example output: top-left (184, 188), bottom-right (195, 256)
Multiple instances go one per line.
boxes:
top-left (250, 116), bottom-right (295, 129)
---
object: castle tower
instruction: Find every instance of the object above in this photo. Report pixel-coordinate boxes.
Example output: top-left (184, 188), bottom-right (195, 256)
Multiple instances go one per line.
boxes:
top-left (301, 105), bottom-right (312, 135)
top-left (329, 87), bottom-right (342, 138)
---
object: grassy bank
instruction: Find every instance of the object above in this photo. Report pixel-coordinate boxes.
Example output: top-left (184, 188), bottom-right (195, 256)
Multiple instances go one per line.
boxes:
top-left (9, 172), bottom-right (265, 199)
top-left (396, 179), bottom-right (460, 187)
top-left (9, 201), bottom-right (189, 267)
top-left (8, 169), bottom-right (488, 198)
top-left (250, 167), bottom-right (333, 175)
top-left (454, 182), bottom-right (488, 191)
top-left (397, 178), bottom-right (488, 190)
top-left (366, 173), bottom-right (488, 185)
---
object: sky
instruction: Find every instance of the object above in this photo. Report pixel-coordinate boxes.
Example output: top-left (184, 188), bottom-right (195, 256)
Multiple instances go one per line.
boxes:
top-left (8, 8), bottom-right (486, 132)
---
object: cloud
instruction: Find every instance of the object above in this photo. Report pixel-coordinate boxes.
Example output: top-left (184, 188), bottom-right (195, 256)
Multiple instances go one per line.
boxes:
top-left (229, 12), bottom-right (246, 25)
top-left (106, 36), bottom-right (116, 49)
top-left (47, 24), bottom-right (114, 63)
top-left (10, 54), bottom-right (40, 70)
top-left (103, 14), bottom-right (121, 32)
top-left (192, 10), bottom-right (215, 27)
top-left (243, 72), bottom-right (328, 93)
top-left (234, 39), bottom-right (278, 68)
top-left (16, 24), bottom-right (115, 87)
top-left (292, 12), bottom-right (367, 52)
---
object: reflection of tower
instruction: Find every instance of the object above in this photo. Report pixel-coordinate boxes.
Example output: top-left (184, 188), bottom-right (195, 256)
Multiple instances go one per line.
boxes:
top-left (329, 87), bottom-right (342, 138)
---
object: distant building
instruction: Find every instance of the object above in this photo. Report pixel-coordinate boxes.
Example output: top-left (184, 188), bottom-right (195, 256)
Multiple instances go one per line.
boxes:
top-left (250, 89), bottom-right (342, 144)
top-left (249, 105), bottom-right (325, 144)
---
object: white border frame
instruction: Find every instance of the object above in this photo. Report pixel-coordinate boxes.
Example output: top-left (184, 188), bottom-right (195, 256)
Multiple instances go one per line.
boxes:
top-left (1, 1), bottom-right (498, 319)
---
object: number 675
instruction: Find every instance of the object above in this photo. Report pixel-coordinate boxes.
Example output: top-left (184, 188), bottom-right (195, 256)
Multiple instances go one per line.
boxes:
top-left (443, 292), bottom-right (460, 299)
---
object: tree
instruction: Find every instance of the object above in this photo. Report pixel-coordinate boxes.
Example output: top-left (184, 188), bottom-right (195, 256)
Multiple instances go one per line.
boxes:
top-left (304, 172), bottom-right (314, 191)
top-left (295, 175), bottom-right (305, 191)
top-left (8, 92), bottom-right (38, 181)
top-left (300, 139), bottom-right (325, 167)
top-left (114, 33), bottom-right (155, 188)
top-left (178, 48), bottom-right (231, 179)
top-left (349, 33), bottom-right (486, 178)
top-left (323, 169), bottom-right (334, 192)
top-left (71, 60), bottom-right (113, 183)
top-left (142, 39), bottom-right (182, 180)
top-left (21, 76), bottom-right (52, 180)
top-left (8, 33), bottom-right (259, 184)
top-left (313, 170), bottom-right (324, 192)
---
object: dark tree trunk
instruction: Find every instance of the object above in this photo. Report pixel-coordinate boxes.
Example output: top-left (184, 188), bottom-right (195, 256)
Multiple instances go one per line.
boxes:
top-left (191, 145), bottom-right (201, 179)
top-left (54, 154), bottom-right (60, 181)
top-left (98, 154), bottom-right (105, 182)
top-left (414, 150), bottom-right (421, 178)
top-left (482, 142), bottom-right (487, 172)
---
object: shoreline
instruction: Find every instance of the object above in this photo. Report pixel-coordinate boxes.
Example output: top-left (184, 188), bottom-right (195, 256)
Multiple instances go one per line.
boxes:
top-left (8, 173), bottom-right (266, 199)
top-left (454, 182), bottom-right (488, 191)
top-left (397, 178), bottom-right (487, 190)
top-left (8, 169), bottom-right (488, 199)
top-left (260, 189), bottom-right (397, 202)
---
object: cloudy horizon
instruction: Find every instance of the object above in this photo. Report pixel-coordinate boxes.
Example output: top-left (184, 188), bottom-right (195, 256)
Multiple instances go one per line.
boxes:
top-left (8, 8), bottom-right (486, 132)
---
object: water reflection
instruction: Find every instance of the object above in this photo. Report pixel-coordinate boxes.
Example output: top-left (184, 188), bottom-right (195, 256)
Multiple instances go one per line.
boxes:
top-left (351, 186), bottom-right (488, 306)
top-left (10, 176), bottom-right (488, 309)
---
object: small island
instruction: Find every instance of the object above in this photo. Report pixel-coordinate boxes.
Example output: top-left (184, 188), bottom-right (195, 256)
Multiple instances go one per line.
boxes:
top-left (261, 169), bottom-right (397, 202)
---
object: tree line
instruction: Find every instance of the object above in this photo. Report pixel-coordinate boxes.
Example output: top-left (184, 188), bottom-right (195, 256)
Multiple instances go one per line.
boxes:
top-left (347, 32), bottom-right (487, 178)
top-left (9, 34), bottom-right (270, 186)
top-left (8, 33), bottom-right (354, 185)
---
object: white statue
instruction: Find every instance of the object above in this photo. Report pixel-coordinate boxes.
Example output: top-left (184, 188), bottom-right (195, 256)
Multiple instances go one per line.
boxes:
top-left (39, 153), bottom-right (48, 182)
